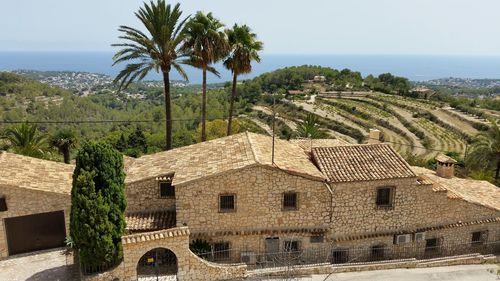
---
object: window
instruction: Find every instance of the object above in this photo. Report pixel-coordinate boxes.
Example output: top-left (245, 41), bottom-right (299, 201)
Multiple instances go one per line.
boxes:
top-left (370, 245), bottom-right (385, 261)
top-left (284, 240), bottom-right (300, 253)
top-left (213, 242), bottom-right (230, 261)
top-left (471, 231), bottom-right (487, 245)
top-left (310, 235), bottom-right (324, 243)
top-left (283, 192), bottom-right (298, 210)
top-left (425, 238), bottom-right (438, 252)
top-left (332, 248), bottom-right (349, 264)
top-left (159, 182), bottom-right (175, 198)
top-left (376, 187), bottom-right (394, 207)
top-left (219, 194), bottom-right (235, 212)
top-left (0, 197), bottom-right (6, 212)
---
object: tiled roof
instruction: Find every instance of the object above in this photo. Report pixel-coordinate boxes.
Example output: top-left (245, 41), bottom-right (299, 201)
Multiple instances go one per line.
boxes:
top-left (0, 151), bottom-right (74, 194)
top-left (312, 144), bottom-right (416, 183)
top-left (125, 210), bottom-right (176, 233)
top-left (126, 132), bottom-right (326, 185)
top-left (122, 227), bottom-right (190, 245)
top-left (290, 138), bottom-right (349, 153)
top-left (412, 166), bottom-right (500, 212)
top-left (435, 154), bottom-right (457, 164)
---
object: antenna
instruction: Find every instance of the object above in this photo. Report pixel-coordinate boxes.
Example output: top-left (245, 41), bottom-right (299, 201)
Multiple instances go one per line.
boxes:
top-left (272, 94), bottom-right (276, 165)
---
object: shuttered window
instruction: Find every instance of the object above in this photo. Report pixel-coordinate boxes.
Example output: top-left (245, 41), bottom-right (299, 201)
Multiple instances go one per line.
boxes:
top-left (159, 182), bottom-right (175, 198)
top-left (376, 187), bottom-right (394, 207)
top-left (283, 192), bottom-right (298, 210)
top-left (219, 194), bottom-right (235, 212)
top-left (0, 197), bottom-right (6, 212)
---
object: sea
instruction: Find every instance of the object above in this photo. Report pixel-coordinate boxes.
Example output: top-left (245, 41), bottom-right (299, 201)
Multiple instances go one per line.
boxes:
top-left (1, 52), bottom-right (500, 84)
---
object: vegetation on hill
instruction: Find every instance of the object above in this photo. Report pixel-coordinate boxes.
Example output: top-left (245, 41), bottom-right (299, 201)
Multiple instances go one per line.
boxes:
top-left (0, 72), bottom-right (256, 160)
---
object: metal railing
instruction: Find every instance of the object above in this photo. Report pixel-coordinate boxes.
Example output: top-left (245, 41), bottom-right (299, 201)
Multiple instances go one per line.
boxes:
top-left (195, 240), bottom-right (500, 270)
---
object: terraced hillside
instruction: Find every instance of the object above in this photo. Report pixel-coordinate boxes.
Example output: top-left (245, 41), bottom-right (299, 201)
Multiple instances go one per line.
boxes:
top-left (253, 92), bottom-right (491, 160)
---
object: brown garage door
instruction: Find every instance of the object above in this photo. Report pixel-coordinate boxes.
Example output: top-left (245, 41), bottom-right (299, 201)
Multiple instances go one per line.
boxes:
top-left (5, 210), bottom-right (66, 255)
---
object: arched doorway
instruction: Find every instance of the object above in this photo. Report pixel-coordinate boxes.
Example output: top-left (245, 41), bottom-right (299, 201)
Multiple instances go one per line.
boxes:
top-left (137, 248), bottom-right (178, 280)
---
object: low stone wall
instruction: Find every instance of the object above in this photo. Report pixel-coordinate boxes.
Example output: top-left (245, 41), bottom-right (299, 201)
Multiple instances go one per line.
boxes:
top-left (80, 227), bottom-right (246, 281)
top-left (247, 253), bottom-right (491, 278)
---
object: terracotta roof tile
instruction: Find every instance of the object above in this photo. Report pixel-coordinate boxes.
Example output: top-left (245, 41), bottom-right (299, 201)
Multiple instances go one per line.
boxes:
top-left (412, 166), bottom-right (500, 212)
top-left (126, 132), bottom-right (325, 185)
top-left (0, 151), bottom-right (74, 194)
top-left (312, 144), bottom-right (416, 183)
top-left (290, 138), bottom-right (349, 153)
top-left (125, 210), bottom-right (176, 233)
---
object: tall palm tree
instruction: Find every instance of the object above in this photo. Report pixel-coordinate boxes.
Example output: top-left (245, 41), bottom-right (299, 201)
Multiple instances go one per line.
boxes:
top-left (224, 24), bottom-right (263, 136)
top-left (182, 12), bottom-right (228, 142)
top-left (466, 121), bottom-right (500, 179)
top-left (3, 123), bottom-right (46, 158)
top-left (49, 129), bottom-right (77, 164)
top-left (112, 0), bottom-right (190, 150)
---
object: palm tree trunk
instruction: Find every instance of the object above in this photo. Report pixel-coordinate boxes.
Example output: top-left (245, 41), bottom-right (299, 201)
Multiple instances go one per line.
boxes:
top-left (63, 148), bottom-right (70, 164)
top-left (163, 71), bottom-right (173, 150)
top-left (201, 67), bottom-right (207, 142)
top-left (227, 72), bottom-right (238, 136)
top-left (496, 154), bottom-right (500, 180)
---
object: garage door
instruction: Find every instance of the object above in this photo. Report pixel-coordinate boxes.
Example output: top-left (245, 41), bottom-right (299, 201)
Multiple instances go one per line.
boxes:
top-left (5, 211), bottom-right (66, 255)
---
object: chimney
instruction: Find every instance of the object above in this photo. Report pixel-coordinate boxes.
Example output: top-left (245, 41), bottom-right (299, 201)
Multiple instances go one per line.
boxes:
top-left (435, 154), bottom-right (457, 178)
top-left (368, 129), bottom-right (381, 144)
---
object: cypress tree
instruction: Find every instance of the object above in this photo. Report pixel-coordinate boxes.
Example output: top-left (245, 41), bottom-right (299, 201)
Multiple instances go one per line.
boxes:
top-left (70, 141), bottom-right (127, 268)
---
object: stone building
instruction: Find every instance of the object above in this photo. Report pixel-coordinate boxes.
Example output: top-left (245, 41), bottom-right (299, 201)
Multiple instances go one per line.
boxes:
top-left (0, 151), bottom-right (73, 259)
top-left (0, 132), bottom-right (499, 280)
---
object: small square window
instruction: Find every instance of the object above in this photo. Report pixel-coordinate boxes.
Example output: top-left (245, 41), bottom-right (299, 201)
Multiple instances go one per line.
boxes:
top-left (471, 231), bottom-right (486, 245)
top-left (159, 182), bottom-right (175, 198)
top-left (283, 192), bottom-right (298, 210)
top-left (213, 242), bottom-right (230, 261)
top-left (284, 240), bottom-right (300, 252)
top-left (310, 235), bottom-right (324, 243)
top-left (219, 194), bottom-right (235, 212)
top-left (0, 197), bottom-right (7, 212)
top-left (376, 187), bottom-right (394, 207)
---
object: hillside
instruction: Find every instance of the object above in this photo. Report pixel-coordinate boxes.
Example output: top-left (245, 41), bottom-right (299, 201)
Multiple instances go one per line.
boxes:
top-left (0, 72), bottom-right (263, 157)
top-left (1, 67), bottom-right (497, 183)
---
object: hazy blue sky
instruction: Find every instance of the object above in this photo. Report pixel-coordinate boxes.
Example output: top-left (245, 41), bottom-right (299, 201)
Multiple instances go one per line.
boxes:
top-left (1, 0), bottom-right (500, 55)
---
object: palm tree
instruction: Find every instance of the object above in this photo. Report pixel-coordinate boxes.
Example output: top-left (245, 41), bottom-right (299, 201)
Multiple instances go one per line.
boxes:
top-left (3, 123), bottom-right (46, 158)
top-left (296, 113), bottom-right (327, 139)
top-left (224, 24), bottom-right (263, 136)
top-left (466, 121), bottom-right (500, 180)
top-left (182, 12), bottom-right (228, 142)
top-left (112, 0), bottom-right (190, 150)
top-left (49, 129), bottom-right (77, 164)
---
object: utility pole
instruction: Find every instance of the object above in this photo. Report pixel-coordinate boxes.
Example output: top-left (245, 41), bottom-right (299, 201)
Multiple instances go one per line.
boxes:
top-left (272, 94), bottom-right (276, 165)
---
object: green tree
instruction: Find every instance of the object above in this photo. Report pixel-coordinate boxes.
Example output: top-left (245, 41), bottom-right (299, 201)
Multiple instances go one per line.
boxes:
top-left (112, 0), bottom-right (190, 150)
top-left (182, 11), bottom-right (228, 142)
top-left (49, 129), bottom-right (77, 164)
top-left (115, 133), bottom-right (128, 152)
top-left (224, 24), bottom-right (263, 136)
top-left (466, 121), bottom-right (500, 180)
top-left (296, 113), bottom-right (328, 139)
top-left (70, 142), bottom-right (126, 268)
top-left (2, 123), bottom-right (46, 158)
top-left (127, 127), bottom-right (148, 154)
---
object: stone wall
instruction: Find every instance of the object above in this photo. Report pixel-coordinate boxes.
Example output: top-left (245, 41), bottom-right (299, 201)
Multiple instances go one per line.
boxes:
top-left (330, 178), bottom-right (499, 238)
top-left (126, 178), bottom-right (175, 212)
top-left (0, 185), bottom-right (70, 259)
top-left (88, 227), bottom-right (247, 281)
top-left (193, 232), bottom-right (330, 264)
top-left (331, 222), bottom-right (500, 262)
top-left (175, 166), bottom-right (331, 233)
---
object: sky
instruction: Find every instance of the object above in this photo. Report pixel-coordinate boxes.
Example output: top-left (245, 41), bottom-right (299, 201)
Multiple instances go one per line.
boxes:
top-left (1, 0), bottom-right (500, 55)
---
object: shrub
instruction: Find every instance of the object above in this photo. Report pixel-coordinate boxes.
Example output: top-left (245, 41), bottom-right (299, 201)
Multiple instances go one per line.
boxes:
top-left (70, 142), bottom-right (126, 268)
